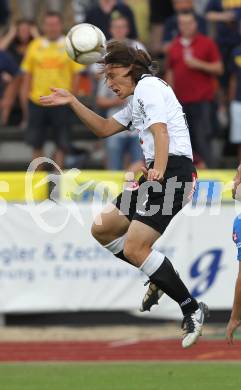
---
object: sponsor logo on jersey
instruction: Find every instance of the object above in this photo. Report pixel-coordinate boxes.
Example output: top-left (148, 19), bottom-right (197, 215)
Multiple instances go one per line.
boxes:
top-left (137, 98), bottom-right (147, 118)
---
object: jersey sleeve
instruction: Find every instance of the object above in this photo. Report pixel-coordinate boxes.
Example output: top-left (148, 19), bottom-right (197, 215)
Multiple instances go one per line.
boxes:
top-left (112, 101), bottom-right (132, 128)
top-left (135, 79), bottom-right (168, 129)
top-left (233, 217), bottom-right (241, 261)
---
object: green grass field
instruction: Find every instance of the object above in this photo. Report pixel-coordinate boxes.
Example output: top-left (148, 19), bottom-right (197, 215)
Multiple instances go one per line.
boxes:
top-left (0, 362), bottom-right (241, 390)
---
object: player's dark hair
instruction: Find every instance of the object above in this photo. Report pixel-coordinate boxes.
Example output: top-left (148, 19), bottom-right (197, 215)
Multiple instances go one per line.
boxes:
top-left (101, 40), bottom-right (157, 84)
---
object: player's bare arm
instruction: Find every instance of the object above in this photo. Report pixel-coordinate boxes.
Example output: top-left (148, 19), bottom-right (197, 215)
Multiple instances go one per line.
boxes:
top-left (39, 88), bottom-right (125, 137)
top-left (150, 123), bottom-right (169, 181)
top-left (226, 263), bottom-right (241, 344)
top-left (142, 123), bottom-right (169, 181)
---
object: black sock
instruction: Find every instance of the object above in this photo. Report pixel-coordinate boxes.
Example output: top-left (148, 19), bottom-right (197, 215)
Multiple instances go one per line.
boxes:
top-left (149, 257), bottom-right (199, 316)
top-left (115, 250), bottom-right (134, 266)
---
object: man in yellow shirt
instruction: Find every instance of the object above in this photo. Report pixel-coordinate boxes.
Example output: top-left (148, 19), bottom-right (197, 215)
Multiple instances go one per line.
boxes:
top-left (21, 11), bottom-right (83, 169)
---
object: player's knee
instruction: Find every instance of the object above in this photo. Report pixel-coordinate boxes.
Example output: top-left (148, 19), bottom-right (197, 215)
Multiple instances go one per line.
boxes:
top-left (91, 222), bottom-right (106, 244)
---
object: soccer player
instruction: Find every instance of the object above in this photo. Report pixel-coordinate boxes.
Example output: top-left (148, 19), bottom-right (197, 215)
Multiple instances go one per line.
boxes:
top-left (226, 164), bottom-right (241, 343)
top-left (40, 41), bottom-right (209, 348)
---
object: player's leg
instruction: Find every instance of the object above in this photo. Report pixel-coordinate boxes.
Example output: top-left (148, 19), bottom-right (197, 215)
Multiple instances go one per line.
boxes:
top-left (91, 176), bottom-right (144, 264)
top-left (139, 155), bottom-right (198, 313)
top-left (129, 156), bottom-right (208, 347)
top-left (124, 220), bottom-right (197, 312)
top-left (91, 204), bottom-right (132, 263)
top-left (124, 220), bottom-right (208, 348)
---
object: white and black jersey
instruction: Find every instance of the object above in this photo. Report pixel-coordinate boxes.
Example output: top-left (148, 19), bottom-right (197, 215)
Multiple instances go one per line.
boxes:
top-left (113, 75), bottom-right (193, 166)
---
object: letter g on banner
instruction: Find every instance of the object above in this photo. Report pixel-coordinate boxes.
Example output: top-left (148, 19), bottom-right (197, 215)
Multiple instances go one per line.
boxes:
top-left (190, 249), bottom-right (223, 298)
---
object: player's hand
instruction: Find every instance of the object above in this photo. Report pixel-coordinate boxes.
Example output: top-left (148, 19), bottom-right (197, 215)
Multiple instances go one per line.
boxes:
top-left (226, 318), bottom-right (241, 344)
top-left (141, 166), bottom-right (163, 181)
top-left (39, 88), bottom-right (74, 106)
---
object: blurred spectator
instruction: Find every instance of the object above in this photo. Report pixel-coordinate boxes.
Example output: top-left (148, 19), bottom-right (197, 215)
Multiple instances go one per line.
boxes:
top-left (72, 0), bottom-right (98, 23)
top-left (193, 0), bottom-right (209, 16)
top-left (206, 0), bottom-right (241, 88)
top-left (96, 14), bottom-right (144, 171)
top-left (85, 0), bottom-right (137, 40)
top-left (149, 0), bottom-right (174, 56)
top-left (166, 11), bottom-right (223, 168)
top-left (0, 50), bottom-right (21, 125)
top-left (229, 21), bottom-right (241, 161)
top-left (124, 0), bottom-right (149, 44)
top-left (109, 13), bottom-right (146, 51)
top-left (0, 0), bottom-right (10, 28)
top-left (0, 20), bottom-right (39, 64)
top-left (0, 20), bottom-right (39, 127)
top-left (163, 0), bottom-right (207, 53)
top-left (19, 0), bottom-right (64, 20)
top-left (21, 12), bottom-right (83, 170)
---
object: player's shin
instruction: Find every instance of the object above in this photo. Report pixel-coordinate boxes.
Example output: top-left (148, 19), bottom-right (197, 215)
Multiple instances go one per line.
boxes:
top-left (140, 250), bottom-right (198, 315)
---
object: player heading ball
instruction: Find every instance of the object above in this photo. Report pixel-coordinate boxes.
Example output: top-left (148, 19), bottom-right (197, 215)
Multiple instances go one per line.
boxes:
top-left (40, 40), bottom-right (209, 349)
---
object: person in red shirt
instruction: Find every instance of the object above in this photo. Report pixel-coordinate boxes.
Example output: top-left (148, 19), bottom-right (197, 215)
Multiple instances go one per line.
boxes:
top-left (166, 10), bottom-right (223, 168)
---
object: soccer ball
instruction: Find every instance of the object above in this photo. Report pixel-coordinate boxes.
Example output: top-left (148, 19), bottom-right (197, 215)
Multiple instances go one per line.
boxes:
top-left (65, 23), bottom-right (106, 65)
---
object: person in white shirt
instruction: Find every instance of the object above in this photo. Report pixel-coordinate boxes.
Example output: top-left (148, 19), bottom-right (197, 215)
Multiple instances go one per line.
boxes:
top-left (40, 40), bottom-right (208, 349)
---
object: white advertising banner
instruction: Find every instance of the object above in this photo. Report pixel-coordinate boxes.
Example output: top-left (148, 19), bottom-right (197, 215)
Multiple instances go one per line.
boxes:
top-left (0, 202), bottom-right (240, 319)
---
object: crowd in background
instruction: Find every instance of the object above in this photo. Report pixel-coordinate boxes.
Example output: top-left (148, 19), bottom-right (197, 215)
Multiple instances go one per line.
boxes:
top-left (1, 0), bottom-right (241, 171)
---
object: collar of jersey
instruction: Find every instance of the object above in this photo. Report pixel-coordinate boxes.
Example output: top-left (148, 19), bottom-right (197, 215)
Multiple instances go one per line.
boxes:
top-left (41, 36), bottom-right (65, 47)
top-left (140, 74), bottom-right (150, 79)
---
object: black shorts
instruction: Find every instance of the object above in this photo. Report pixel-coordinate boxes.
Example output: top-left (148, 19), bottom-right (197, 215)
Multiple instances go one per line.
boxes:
top-left (26, 100), bottom-right (71, 150)
top-left (114, 155), bottom-right (196, 235)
